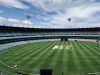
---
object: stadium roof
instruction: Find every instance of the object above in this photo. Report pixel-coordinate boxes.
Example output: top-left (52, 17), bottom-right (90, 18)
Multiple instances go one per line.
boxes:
top-left (0, 25), bottom-right (100, 32)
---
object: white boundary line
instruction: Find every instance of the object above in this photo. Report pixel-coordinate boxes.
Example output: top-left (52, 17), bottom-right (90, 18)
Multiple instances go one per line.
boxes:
top-left (0, 60), bottom-right (15, 69)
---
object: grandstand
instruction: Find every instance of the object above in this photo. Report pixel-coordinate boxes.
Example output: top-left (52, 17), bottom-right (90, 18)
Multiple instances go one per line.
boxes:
top-left (0, 25), bottom-right (100, 44)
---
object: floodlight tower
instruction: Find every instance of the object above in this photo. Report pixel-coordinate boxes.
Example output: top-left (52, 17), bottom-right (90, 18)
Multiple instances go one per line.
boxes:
top-left (68, 18), bottom-right (71, 28)
top-left (26, 15), bottom-right (31, 28)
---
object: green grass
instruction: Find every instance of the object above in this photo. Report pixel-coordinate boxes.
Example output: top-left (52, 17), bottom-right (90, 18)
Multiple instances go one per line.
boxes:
top-left (0, 41), bottom-right (100, 75)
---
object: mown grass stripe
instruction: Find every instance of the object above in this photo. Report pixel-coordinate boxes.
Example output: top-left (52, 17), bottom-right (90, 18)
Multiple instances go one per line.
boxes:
top-left (0, 43), bottom-right (37, 56)
top-left (2, 42), bottom-right (45, 65)
top-left (77, 41), bottom-right (96, 73)
top-left (68, 44), bottom-right (75, 74)
top-left (58, 41), bottom-right (65, 75)
top-left (34, 42), bottom-right (59, 71)
top-left (40, 41), bottom-right (59, 68)
top-left (0, 41), bottom-right (48, 70)
top-left (53, 41), bottom-right (65, 75)
top-left (1, 42), bottom-right (47, 56)
top-left (48, 41), bottom-right (63, 75)
top-left (0, 43), bottom-right (42, 61)
top-left (81, 42), bottom-right (100, 71)
top-left (60, 41), bottom-right (68, 75)
top-left (15, 42), bottom-right (50, 64)
top-left (85, 42), bottom-right (100, 53)
top-left (70, 41), bottom-right (83, 75)
top-left (73, 41), bottom-right (92, 74)
top-left (30, 41), bottom-right (57, 73)
top-left (21, 42), bottom-right (54, 71)
top-left (0, 41), bottom-right (100, 75)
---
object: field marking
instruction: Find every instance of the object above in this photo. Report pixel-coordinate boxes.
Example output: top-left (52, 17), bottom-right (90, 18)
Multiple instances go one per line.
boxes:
top-left (66, 45), bottom-right (72, 50)
top-left (52, 45), bottom-right (59, 49)
top-left (0, 60), bottom-right (16, 69)
top-left (52, 45), bottom-right (72, 50)
top-left (59, 45), bottom-right (63, 49)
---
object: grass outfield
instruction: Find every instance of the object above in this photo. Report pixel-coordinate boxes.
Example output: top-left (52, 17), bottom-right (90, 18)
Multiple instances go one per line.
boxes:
top-left (0, 41), bottom-right (100, 75)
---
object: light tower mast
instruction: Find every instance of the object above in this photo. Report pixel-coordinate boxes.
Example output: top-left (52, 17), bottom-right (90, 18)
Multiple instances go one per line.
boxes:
top-left (68, 18), bottom-right (71, 28)
top-left (26, 14), bottom-right (31, 28)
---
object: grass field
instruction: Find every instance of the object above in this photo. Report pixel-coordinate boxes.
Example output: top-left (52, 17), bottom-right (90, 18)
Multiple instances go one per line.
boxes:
top-left (0, 41), bottom-right (100, 75)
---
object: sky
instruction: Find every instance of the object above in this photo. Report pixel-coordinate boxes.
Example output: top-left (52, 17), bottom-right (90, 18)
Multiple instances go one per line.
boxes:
top-left (0, 0), bottom-right (100, 28)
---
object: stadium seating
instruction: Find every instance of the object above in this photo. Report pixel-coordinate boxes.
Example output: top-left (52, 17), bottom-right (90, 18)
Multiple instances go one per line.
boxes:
top-left (0, 25), bottom-right (100, 44)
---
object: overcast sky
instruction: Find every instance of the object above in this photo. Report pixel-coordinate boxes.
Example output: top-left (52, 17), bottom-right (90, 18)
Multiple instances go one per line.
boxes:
top-left (0, 0), bottom-right (100, 28)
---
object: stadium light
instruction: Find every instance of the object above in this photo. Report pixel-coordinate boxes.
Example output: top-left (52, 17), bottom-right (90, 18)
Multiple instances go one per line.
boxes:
top-left (26, 14), bottom-right (31, 28)
top-left (68, 18), bottom-right (71, 28)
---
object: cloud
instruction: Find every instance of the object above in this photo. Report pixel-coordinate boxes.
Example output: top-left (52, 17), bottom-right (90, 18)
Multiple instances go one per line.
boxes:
top-left (0, 17), bottom-right (21, 24)
top-left (25, 0), bottom-right (95, 12)
top-left (13, 20), bottom-right (33, 27)
top-left (25, 0), bottom-right (100, 28)
top-left (0, 16), bottom-right (33, 27)
top-left (49, 2), bottom-right (100, 23)
top-left (8, 18), bottom-right (20, 23)
top-left (0, 16), bottom-right (7, 23)
top-left (22, 20), bottom-right (32, 25)
top-left (0, 0), bottom-right (29, 9)
top-left (24, 13), bottom-right (33, 17)
top-left (67, 3), bottom-right (100, 19)
top-left (0, 0), bottom-right (100, 28)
